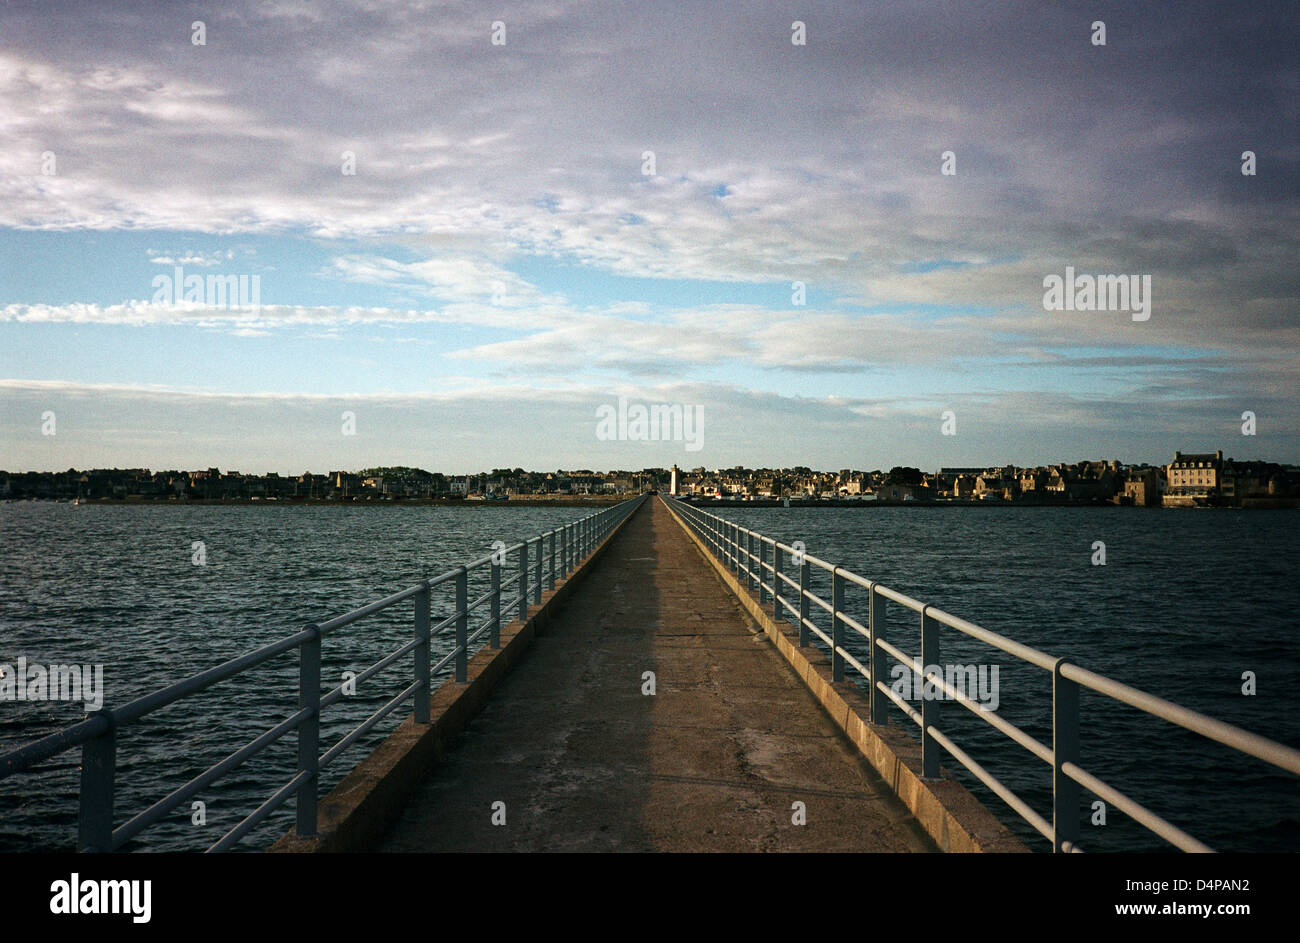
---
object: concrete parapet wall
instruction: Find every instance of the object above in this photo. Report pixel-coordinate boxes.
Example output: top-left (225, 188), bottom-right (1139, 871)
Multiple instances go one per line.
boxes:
top-left (665, 499), bottom-right (1030, 853)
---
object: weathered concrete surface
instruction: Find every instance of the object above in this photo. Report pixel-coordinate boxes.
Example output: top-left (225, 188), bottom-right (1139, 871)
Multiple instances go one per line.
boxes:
top-left (376, 498), bottom-right (936, 852)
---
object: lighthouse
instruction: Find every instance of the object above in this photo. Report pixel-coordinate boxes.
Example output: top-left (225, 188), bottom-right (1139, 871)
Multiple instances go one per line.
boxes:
top-left (669, 464), bottom-right (680, 496)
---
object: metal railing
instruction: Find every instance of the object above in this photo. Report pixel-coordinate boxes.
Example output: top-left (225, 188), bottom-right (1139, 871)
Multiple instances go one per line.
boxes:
top-left (664, 497), bottom-right (1300, 853)
top-left (0, 495), bottom-right (644, 852)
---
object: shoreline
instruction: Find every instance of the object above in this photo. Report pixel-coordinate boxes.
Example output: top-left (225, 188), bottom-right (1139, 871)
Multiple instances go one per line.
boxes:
top-left (4, 496), bottom-right (1296, 509)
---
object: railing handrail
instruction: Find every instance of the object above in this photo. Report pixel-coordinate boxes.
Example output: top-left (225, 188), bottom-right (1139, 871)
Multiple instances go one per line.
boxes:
top-left (662, 495), bottom-right (1300, 853)
top-left (0, 494), bottom-right (647, 852)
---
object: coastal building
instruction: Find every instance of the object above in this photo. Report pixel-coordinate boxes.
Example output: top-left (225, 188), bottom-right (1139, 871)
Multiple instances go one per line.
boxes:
top-left (1017, 469), bottom-right (1046, 496)
top-left (951, 475), bottom-right (976, 499)
top-left (1122, 468), bottom-right (1161, 506)
top-left (1166, 451), bottom-right (1223, 505)
top-left (1221, 460), bottom-right (1288, 502)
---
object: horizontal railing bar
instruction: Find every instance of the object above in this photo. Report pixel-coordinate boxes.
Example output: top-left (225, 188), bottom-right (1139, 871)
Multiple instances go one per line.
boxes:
top-left (875, 679), bottom-right (924, 727)
top-left (840, 611), bottom-right (868, 640)
top-left (872, 582), bottom-right (926, 613)
top-left (1060, 663), bottom-right (1300, 776)
top-left (927, 725), bottom-right (1054, 842)
top-left (462, 589), bottom-right (492, 615)
top-left (466, 616), bottom-right (494, 647)
top-left (0, 714), bottom-right (111, 778)
top-left (836, 645), bottom-right (869, 681)
top-left (431, 645), bottom-right (463, 676)
top-left (925, 606), bottom-right (1058, 672)
top-left (874, 636), bottom-right (913, 668)
top-left (424, 569), bottom-right (461, 589)
top-left (316, 584), bottom-right (425, 633)
top-left (320, 636), bottom-right (421, 710)
top-left (319, 680), bottom-right (424, 770)
top-left (429, 610), bottom-right (460, 636)
top-left (839, 569), bottom-right (874, 592)
top-left (957, 691), bottom-right (1053, 766)
top-left (113, 706), bottom-right (313, 847)
top-left (1062, 761), bottom-right (1213, 853)
top-left (912, 660), bottom-right (1055, 766)
top-left (460, 553), bottom-right (497, 572)
top-left (206, 769), bottom-right (310, 853)
top-left (115, 628), bottom-right (316, 727)
top-left (803, 619), bottom-right (833, 649)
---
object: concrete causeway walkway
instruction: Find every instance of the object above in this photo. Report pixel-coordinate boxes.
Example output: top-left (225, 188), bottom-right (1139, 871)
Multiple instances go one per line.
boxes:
top-left (375, 497), bottom-right (935, 852)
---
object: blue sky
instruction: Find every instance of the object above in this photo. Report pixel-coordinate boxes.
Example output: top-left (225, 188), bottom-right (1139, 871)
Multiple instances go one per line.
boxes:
top-left (1, 1), bottom-right (1296, 474)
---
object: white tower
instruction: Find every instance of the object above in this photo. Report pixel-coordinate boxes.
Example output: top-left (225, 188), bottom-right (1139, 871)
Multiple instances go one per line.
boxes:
top-left (670, 464), bottom-right (679, 496)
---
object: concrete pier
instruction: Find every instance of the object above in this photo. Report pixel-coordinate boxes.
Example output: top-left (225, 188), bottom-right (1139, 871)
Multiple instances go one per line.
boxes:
top-left (374, 497), bottom-right (935, 852)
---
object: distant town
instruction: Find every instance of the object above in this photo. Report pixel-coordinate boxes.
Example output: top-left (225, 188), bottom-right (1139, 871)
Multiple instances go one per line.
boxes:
top-left (2, 450), bottom-right (1296, 508)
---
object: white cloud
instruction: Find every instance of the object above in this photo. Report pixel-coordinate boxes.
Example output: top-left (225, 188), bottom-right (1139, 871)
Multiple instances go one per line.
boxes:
top-left (0, 1), bottom-right (1295, 466)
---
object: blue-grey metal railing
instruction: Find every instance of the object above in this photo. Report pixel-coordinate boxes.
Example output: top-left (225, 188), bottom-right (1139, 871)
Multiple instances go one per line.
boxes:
top-left (0, 495), bottom-right (645, 852)
top-left (663, 497), bottom-right (1300, 853)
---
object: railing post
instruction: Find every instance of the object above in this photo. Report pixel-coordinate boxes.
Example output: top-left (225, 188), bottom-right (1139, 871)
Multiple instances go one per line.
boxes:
top-left (869, 584), bottom-right (888, 724)
top-left (77, 712), bottom-right (117, 852)
top-left (414, 583), bottom-right (431, 723)
top-left (748, 532), bottom-right (757, 591)
top-left (758, 540), bottom-right (768, 604)
top-left (297, 623), bottom-right (321, 837)
top-left (1053, 658), bottom-right (1081, 853)
top-left (831, 569), bottom-right (845, 681)
top-left (455, 568), bottom-right (468, 682)
top-left (533, 537), bottom-right (542, 604)
top-left (548, 531), bottom-right (557, 590)
top-left (490, 559), bottom-right (502, 648)
top-left (921, 606), bottom-right (940, 779)
top-left (518, 541), bottom-right (530, 621)
top-left (773, 544), bottom-right (784, 622)
top-left (798, 559), bottom-right (810, 646)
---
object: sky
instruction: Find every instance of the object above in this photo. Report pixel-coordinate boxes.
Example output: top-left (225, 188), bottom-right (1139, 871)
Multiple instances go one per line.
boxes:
top-left (1, 0), bottom-right (1296, 475)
